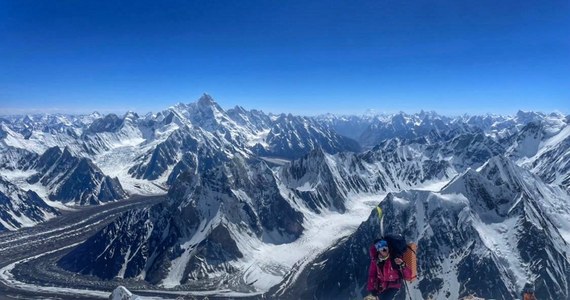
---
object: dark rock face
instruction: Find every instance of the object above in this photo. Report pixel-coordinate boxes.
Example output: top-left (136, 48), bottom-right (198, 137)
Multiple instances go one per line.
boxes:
top-left (516, 199), bottom-right (570, 300)
top-left (264, 114), bottom-right (361, 159)
top-left (31, 146), bottom-right (63, 174)
top-left (58, 207), bottom-right (166, 280)
top-left (182, 223), bottom-right (243, 283)
top-left (86, 113), bottom-right (124, 133)
top-left (282, 149), bottom-right (370, 212)
top-left (0, 147), bottom-right (38, 170)
top-left (280, 148), bottom-right (350, 213)
top-left (0, 176), bottom-right (59, 231)
top-left (128, 127), bottom-right (201, 180)
top-left (29, 147), bottom-right (127, 205)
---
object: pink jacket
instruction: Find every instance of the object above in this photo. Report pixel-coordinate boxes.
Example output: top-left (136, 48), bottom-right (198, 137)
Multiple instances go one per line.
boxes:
top-left (367, 244), bottom-right (412, 292)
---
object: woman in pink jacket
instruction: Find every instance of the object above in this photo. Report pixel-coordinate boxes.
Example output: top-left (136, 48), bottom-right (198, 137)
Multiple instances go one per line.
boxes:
top-left (367, 239), bottom-right (412, 300)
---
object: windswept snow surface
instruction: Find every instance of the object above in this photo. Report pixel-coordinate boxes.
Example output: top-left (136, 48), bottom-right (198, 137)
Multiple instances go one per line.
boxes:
top-left (246, 129), bottom-right (271, 148)
top-left (234, 193), bottom-right (386, 291)
top-left (472, 216), bottom-right (530, 289)
top-left (517, 124), bottom-right (570, 166)
top-left (93, 144), bottom-right (168, 195)
top-left (161, 218), bottom-right (216, 288)
top-left (540, 125), bottom-right (570, 151)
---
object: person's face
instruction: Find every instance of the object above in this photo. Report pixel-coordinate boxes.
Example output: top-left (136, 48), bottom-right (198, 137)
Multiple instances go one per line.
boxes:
top-left (377, 246), bottom-right (389, 257)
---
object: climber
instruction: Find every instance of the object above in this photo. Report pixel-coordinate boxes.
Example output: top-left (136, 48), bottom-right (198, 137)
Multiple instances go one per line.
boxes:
top-left (366, 238), bottom-right (413, 300)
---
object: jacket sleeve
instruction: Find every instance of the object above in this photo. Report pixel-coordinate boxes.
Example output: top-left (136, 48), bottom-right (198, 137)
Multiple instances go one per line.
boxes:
top-left (401, 263), bottom-right (413, 281)
top-left (367, 259), bottom-right (378, 292)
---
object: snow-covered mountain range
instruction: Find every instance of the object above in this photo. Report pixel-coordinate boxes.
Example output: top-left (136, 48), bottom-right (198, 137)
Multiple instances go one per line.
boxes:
top-left (1, 95), bottom-right (569, 299)
top-left (0, 94), bottom-right (359, 230)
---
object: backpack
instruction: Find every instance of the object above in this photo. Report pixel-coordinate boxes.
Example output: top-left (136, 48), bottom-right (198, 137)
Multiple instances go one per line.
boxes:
top-left (403, 242), bottom-right (418, 282)
top-left (382, 234), bottom-right (418, 282)
top-left (383, 234), bottom-right (407, 257)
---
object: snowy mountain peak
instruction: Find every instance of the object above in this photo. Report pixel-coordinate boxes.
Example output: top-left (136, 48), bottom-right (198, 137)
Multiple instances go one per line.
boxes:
top-left (197, 93), bottom-right (216, 105)
top-left (174, 94), bottom-right (233, 131)
top-left (123, 111), bottom-right (139, 121)
top-left (194, 94), bottom-right (227, 117)
top-left (87, 113), bottom-right (124, 133)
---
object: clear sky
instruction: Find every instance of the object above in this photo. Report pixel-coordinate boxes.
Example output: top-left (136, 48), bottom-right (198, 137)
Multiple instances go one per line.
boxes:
top-left (0, 0), bottom-right (569, 116)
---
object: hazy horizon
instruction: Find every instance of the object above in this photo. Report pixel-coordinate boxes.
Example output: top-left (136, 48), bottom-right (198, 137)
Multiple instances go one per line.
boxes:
top-left (0, 94), bottom-right (567, 118)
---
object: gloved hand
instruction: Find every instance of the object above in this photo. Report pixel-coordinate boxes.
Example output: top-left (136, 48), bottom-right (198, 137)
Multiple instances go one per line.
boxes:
top-left (394, 257), bottom-right (406, 269)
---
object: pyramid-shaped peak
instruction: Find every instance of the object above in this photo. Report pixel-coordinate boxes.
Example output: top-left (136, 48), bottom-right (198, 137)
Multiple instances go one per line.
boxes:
top-left (197, 93), bottom-right (216, 105)
top-left (195, 94), bottom-right (226, 115)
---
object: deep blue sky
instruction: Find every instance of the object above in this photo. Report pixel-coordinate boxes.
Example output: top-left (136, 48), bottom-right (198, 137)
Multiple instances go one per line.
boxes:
top-left (1, 0), bottom-right (569, 115)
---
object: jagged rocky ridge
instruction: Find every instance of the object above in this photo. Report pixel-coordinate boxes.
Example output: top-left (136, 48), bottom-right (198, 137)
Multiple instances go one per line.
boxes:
top-left (0, 175), bottom-right (59, 231)
top-left (127, 95), bottom-right (361, 181)
top-left (26, 146), bottom-right (127, 205)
